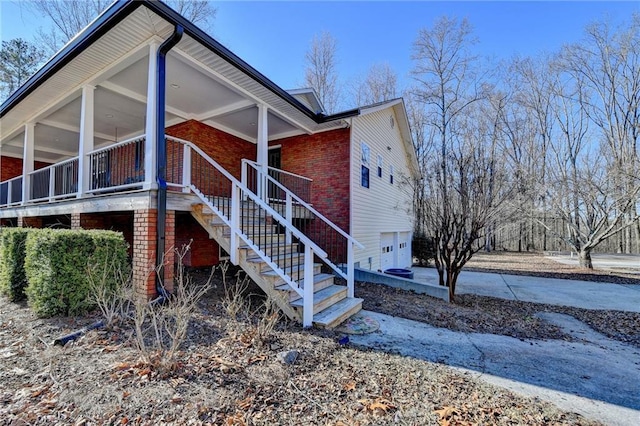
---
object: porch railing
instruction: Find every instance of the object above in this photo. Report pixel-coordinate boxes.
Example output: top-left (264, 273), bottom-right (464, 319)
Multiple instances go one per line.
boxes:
top-left (88, 136), bottom-right (145, 193)
top-left (28, 157), bottom-right (79, 202)
top-left (241, 159), bottom-right (363, 295)
top-left (0, 176), bottom-right (23, 207)
top-left (242, 160), bottom-right (312, 204)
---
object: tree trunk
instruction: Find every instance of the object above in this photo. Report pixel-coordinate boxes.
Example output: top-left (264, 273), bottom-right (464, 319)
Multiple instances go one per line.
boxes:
top-left (446, 268), bottom-right (457, 303)
top-left (578, 249), bottom-right (593, 269)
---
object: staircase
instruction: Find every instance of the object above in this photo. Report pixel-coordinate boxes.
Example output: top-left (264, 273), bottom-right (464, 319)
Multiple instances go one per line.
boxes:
top-left (169, 136), bottom-right (363, 328)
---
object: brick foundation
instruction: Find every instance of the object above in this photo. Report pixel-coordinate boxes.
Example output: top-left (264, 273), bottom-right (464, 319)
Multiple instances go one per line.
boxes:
top-left (132, 209), bottom-right (176, 300)
top-left (19, 216), bottom-right (43, 228)
top-left (175, 212), bottom-right (219, 267)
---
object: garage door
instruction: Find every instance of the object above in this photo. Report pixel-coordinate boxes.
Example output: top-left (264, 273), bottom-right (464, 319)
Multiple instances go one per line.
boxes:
top-left (380, 232), bottom-right (395, 270)
top-left (398, 232), bottom-right (410, 268)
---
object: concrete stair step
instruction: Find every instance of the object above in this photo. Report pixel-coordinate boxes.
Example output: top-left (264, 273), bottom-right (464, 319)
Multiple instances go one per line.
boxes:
top-left (313, 297), bottom-right (363, 329)
top-left (291, 285), bottom-right (347, 315)
top-left (276, 273), bottom-right (335, 301)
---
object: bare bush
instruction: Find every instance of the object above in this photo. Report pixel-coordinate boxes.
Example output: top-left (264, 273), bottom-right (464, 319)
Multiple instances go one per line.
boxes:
top-left (87, 256), bottom-right (133, 327)
top-left (133, 245), bottom-right (212, 373)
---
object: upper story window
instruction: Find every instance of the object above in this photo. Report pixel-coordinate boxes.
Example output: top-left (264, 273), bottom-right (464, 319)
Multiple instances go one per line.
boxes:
top-left (389, 165), bottom-right (394, 185)
top-left (361, 142), bottom-right (370, 188)
top-left (377, 154), bottom-right (383, 178)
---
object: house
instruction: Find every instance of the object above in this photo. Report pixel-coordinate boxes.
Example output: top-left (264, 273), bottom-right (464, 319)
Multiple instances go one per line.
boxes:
top-left (0, 0), bottom-right (419, 327)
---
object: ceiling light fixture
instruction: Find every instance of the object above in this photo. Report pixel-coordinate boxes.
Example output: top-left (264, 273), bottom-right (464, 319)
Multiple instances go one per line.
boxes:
top-left (105, 113), bottom-right (114, 118)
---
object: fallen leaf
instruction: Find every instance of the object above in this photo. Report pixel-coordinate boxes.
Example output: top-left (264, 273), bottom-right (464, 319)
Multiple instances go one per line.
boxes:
top-left (236, 396), bottom-right (253, 410)
top-left (248, 354), bottom-right (267, 365)
top-left (343, 381), bottom-right (356, 391)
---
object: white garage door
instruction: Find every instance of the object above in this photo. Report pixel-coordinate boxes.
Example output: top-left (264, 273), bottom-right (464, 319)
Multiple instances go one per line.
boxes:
top-left (398, 232), bottom-right (410, 268)
top-left (380, 232), bottom-right (395, 271)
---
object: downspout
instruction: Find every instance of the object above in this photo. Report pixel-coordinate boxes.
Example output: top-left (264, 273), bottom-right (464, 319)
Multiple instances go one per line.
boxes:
top-left (155, 25), bottom-right (184, 299)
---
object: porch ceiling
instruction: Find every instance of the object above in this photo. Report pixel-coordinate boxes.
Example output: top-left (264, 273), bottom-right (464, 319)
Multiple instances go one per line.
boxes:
top-left (0, 1), bottom-right (346, 165)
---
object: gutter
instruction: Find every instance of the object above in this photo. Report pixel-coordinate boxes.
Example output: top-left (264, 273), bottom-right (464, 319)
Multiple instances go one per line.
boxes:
top-left (155, 24), bottom-right (184, 300)
top-left (0, 0), bottom-right (139, 118)
top-left (0, 0), bottom-right (361, 126)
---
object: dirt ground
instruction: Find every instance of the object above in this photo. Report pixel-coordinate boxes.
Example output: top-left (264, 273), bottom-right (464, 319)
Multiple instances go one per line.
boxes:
top-left (1, 251), bottom-right (634, 425)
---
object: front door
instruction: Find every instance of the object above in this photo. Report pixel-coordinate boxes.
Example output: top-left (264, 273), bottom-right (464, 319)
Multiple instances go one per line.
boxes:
top-left (268, 147), bottom-right (281, 200)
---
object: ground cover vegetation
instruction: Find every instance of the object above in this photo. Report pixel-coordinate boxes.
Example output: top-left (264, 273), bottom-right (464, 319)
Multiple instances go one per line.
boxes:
top-left (0, 251), bottom-right (613, 425)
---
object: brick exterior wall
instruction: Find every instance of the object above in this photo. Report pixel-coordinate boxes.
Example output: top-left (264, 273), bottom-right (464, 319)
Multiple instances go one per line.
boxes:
top-left (175, 212), bottom-right (219, 267)
top-left (19, 216), bottom-right (43, 228)
top-left (272, 128), bottom-right (351, 233)
top-left (166, 120), bottom-right (256, 181)
top-left (1, 156), bottom-right (51, 181)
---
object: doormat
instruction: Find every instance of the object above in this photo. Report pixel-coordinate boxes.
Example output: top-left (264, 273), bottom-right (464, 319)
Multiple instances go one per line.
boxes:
top-left (336, 313), bottom-right (380, 335)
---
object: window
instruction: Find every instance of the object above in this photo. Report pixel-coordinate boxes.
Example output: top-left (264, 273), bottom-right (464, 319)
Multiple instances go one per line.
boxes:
top-left (361, 142), bottom-right (370, 166)
top-left (361, 142), bottom-right (370, 188)
top-left (377, 154), bottom-right (383, 178)
top-left (389, 165), bottom-right (394, 185)
top-left (361, 165), bottom-right (370, 188)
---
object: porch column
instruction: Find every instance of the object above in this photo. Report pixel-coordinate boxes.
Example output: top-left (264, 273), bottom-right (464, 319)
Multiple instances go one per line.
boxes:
top-left (257, 104), bottom-right (269, 174)
top-left (144, 42), bottom-right (159, 190)
top-left (77, 85), bottom-right (95, 197)
top-left (21, 122), bottom-right (35, 204)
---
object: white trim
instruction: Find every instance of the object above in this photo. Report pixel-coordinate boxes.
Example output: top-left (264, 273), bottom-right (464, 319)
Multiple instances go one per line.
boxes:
top-left (357, 99), bottom-right (403, 116)
top-left (22, 123), bottom-right (35, 204)
top-left (144, 42), bottom-right (158, 191)
top-left (77, 85), bottom-right (95, 197)
top-left (99, 81), bottom-right (186, 120)
top-left (194, 99), bottom-right (255, 121)
top-left (257, 104), bottom-right (269, 174)
top-left (171, 47), bottom-right (317, 135)
top-left (39, 119), bottom-right (115, 142)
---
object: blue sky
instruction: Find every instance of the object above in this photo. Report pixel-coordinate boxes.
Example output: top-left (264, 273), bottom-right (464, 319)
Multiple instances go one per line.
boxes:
top-left (2, 1), bottom-right (639, 103)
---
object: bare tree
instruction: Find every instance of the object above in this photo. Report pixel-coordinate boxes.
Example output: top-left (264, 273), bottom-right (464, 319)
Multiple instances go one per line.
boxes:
top-left (304, 31), bottom-right (340, 113)
top-left (536, 51), bottom-right (640, 267)
top-left (560, 14), bottom-right (640, 253)
top-left (351, 62), bottom-right (398, 106)
top-left (411, 16), bottom-right (512, 301)
top-left (0, 39), bottom-right (45, 101)
top-left (28, 0), bottom-right (217, 55)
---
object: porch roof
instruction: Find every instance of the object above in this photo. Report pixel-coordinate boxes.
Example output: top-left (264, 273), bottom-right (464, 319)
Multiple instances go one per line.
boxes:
top-left (0, 0), bottom-right (358, 163)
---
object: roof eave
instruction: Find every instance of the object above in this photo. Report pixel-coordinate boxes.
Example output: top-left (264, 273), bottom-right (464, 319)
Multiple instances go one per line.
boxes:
top-left (0, 0), bottom-right (139, 118)
top-left (1, 0), bottom-right (325, 124)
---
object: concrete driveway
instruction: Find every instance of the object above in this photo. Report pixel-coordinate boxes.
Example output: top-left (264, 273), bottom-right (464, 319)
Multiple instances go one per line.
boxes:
top-left (347, 259), bottom-right (640, 424)
top-left (349, 310), bottom-right (640, 426)
top-left (411, 267), bottom-right (640, 312)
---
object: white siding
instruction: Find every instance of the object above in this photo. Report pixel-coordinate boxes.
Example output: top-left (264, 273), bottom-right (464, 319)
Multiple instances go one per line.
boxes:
top-left (350, 107), bottom-right (415, 271)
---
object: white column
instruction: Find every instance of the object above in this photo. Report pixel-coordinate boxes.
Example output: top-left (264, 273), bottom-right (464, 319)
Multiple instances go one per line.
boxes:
top-left (21, 122), bottom-right (35, 203)
top-left (144, 42), bottom-right (159, 190)
top-left (77, 85), bottom-right (95, 197)
top-left (257, 104), bottom-right (269, 173)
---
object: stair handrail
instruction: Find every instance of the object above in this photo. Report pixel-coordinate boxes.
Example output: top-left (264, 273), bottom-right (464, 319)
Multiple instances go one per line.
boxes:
top-left (242, 159), bottom-right (364, 251)
top-left (168, 136), bottom-right (328, 257)
top-left (169, 136), bottom-right (334, 326)
top-left (242, 160), bottom-right (362, 299)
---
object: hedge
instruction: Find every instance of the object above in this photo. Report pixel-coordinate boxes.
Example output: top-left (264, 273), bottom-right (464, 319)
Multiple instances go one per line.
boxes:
top-left (24, 229), bottom-right (129, 317)
top-left (0, 228), bottom-right (30, 301)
